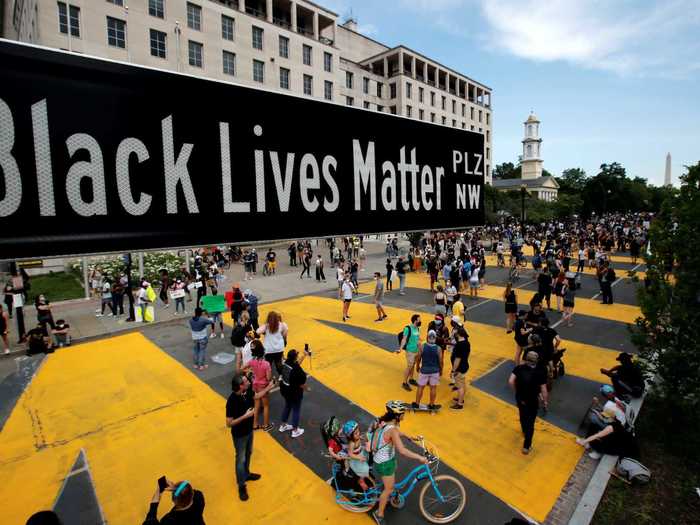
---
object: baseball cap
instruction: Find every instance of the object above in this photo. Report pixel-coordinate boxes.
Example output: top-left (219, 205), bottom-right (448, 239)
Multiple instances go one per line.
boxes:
top-left (451, 315), bottom-right (463, 326)
top-left (427, 330), bottom-right (437, 342)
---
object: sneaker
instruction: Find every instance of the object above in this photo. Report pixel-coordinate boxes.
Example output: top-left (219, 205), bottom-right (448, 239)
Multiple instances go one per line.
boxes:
top-left (263, 423), bottom-right (274, 432)
top-left (291, 428), bottom-right (305, 438)
top-left (411, 402), bottom-right (420, 409)
top-left (3, 349), bottom-right (10, 355)
top-left (247, 473), bottom-right (261, 481)
top-left (210, 333), bottom-right (216, 339)
top-left (106, 313), bottom-right (113, 317)
top-left (588, 451), bottom-right (602, 459)
top-left (408, 378), bottom-right (419, 386)
top-left (522, 447), bottom-right (531, 455)
top-left (449, 403), bottom-right (463, 410)
top-left (279, 423), bottom-right (293, 432)
top-left (95, 313), bottom-right (103, 317)
top-left (220, 333), bottom-right (225, 339)
top-left (374, 318), bottom-right (383, 322)
top-left (428, 404), bottom-right (442, 410)
top-left (371, 510), bottom-right (386, 525)
top-left (238, 485), bottom-right (249, 501)
top-left (402, 383), bottom-right (412, 392)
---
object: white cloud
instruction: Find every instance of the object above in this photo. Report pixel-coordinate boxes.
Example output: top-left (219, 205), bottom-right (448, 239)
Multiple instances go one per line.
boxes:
top-left (403, 0), bottom-right (700, 77)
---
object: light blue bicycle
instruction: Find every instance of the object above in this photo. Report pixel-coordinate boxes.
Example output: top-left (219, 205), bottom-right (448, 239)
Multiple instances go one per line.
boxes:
top-left (328, 436), bottom-right (467, 523)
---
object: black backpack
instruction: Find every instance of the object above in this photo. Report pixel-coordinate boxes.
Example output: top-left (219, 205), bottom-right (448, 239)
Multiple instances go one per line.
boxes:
top-left (397, 325), bottom-right (410, 348)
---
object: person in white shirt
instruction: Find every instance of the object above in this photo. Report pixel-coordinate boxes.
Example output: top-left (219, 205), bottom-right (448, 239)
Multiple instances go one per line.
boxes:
top-left (336, 265), bottom-right (345, 290)
top-left (590, 384), bottom-right (627, 430)
top-left (340, 276), bottom-right (355, 322)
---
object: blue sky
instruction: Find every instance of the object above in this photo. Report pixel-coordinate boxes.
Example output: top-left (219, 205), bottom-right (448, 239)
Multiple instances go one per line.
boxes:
top-left (324, 0), bottom-right (700, 186)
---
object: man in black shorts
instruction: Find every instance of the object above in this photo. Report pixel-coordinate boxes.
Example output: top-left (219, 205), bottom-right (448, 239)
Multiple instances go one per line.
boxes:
top-left (508, 351), bottom-right (548, 454)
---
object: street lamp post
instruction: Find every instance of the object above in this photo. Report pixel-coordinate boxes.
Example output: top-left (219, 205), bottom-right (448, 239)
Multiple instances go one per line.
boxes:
top-left (520, 184), bottom-right (527, 224)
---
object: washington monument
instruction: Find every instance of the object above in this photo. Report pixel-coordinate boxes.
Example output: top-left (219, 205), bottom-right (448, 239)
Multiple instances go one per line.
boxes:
top-left (665, 153), bottom-right (672, 186)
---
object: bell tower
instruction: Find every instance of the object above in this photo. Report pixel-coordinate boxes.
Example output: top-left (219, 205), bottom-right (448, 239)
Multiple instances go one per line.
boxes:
top-left (521, 112), bottom-right (543, 180)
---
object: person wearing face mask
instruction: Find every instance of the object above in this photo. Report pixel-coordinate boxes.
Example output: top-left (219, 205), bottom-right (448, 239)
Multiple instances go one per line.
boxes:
top-left (397, 314), bottom-right (422, 391)
top-left (427, 314), bottom-right (450, 375)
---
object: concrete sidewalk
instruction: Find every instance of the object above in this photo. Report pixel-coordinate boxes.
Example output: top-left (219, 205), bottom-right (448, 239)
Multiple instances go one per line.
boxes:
top-left (1, 237), bottom-right (402, 356)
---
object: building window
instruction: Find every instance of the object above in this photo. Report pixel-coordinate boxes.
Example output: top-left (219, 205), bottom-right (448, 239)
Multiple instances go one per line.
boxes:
top-left (452, 119), bottom-right (456, 127)
top-left (221, 15), bottom-right (235, 41)
top-left (58, 3), bottom-right (80, 37)
top-left (223, 50), bottom-right (235, 76)
top-left (390, 83), bottom-right (397, 99)
top-left (479, 110), bottom-right (483, 123)
top-left (470, 107), bottom-right (474, 119)
top-left (148, 0), bottom-right (164, 18)
top-left (461, 103), bottom-right (465, 117)
top-left (479, 127), bottom-right (483, 132)
top-left (187, 2), bottom-right (201, 31)
top-left (346, 97), bottom-right (354, 106)
top-left (377, 105), bottom-right (384, 112)
top-left (462, 122), bottom-right (466, 129)
top-left (406, 82), bottom-right (412, 100)
top-left (363, 101), bottom-right (370, 109)
top-left (486, 147), bottom-right (490, 160)
top-left (188, 40), bottom-right (203, 67)
top-left (303, 44), bottom-right (312, 66)
top-left (106, 17), bottom-right (126, 48)
top-left (107, 0), bottom-right (124, 6)
top-left (430, 113), bottom-right (435, 123)
top-left (252, 26), bottom-right (263, 50)
top-left (406, 105), bottom-right (412, 118)
top-left (324, 80), bottom-right (333, 101)
top-left (419, 109), bottom-right (424, 120)
top-left (442, 116), bottom-right (446, 125)
top-left (486, 130), bottom-right (490, 142)
top-left (280, 67), bottom-right (290, 89)
top-left (149, 29), bottom-right (167, 58)
top-left (452, 100), bottom-right (456, 114)
top-left (324, 52), bottom-right (332, 72)
top-left (279, 35), bottom-right (289, 58)
top-left (253, 59), bottom-right (264, 83)
top-left (471, 125), bottom-right (475, 131)
top-left (303, 74), bottom-right (313, 96)
top-left (376, 83), bottom-right (383, 97)
top-left (430, 92), bottom-right (435, 106)
top-left (345, 71), bottom-right (353, 89)
top-left (363, 77), bottom-right (369, 94)
top-left (486, 113), bottom-right (490, 125)
top-left (418, 87), bottom-right (424, 103)
top-left (390, 106), bottom-right (397, 115)
top-left (441, 96), bottom-right (446, 110)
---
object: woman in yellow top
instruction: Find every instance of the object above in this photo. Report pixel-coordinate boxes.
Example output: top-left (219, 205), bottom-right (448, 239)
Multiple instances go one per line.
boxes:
top-left (451, 293), bottom-right (465, 325)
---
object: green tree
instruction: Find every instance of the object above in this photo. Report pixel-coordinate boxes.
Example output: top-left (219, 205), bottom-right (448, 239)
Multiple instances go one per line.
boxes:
top-left (493, 162), bottom-right (519, 180)
top-left (556, 168), bottom-right (587, 193)
top-left (632, 161), bottom-right (700, 460)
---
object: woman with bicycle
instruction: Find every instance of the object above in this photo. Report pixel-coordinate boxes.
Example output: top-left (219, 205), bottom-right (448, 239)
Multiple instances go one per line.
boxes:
top-left (370, 401), bottom-right (428, 525)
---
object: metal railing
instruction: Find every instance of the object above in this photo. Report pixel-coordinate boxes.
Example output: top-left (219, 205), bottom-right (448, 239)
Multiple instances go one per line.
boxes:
top-left (245, 6), bottom-right (266, 20)
top-left (273, 17), bottom-right (291, 30)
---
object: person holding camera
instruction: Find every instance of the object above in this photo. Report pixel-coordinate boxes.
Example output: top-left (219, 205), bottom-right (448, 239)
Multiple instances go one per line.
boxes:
top-left (142, 479), bottom-right (205, 524)
top-left (226, 372), bottom-right (275, 501)
top-left (278, 347), bottom-right (311, 438)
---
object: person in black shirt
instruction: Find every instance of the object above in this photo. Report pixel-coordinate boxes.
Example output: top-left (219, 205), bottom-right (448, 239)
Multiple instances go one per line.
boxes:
top-left (601, 352), bottom-right (645, 398)
top-left (142, 480), bottom-right (205, 525)
top-left (278, 348), bottom-right (309, 438)
top-left (513, 310), bottom-right (532, 365)
top-left (536, 270), bottom-right (553, 310)
top-left (449, 326), bottom-right (470, 410)
top-left (537, 317), bottom-right (560, 367)
top-left (226, 372), bottom-right (274, 501)
top-left (26, 323), bottom-right (51, 355)
top-left (509, 351), bottom-right (548, 454)
top-left (525, 303), bottom-right (547, 330)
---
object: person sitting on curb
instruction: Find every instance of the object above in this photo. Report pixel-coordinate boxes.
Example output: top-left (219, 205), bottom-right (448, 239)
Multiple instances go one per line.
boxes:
top-left (601, 352), bottom-right (645, 399)
top-left (575, 409), bottom-right (640, 460)
top-left (142, 479), bottom-right (205, 525)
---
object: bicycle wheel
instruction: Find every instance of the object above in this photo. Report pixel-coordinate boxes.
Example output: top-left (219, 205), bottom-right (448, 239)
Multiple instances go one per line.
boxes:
top-left (418, 475), bottom-right (467, 524)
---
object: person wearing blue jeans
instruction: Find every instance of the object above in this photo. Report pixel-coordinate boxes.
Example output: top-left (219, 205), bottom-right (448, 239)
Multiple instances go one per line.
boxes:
top-left (278, 348), bottom-right (309, 438)
top-left (189, 308), bottom-right (213, 371)
top-left (226, 372), bottom-right (274, 501)
top-left (396, 256), bottom-right (408, 295)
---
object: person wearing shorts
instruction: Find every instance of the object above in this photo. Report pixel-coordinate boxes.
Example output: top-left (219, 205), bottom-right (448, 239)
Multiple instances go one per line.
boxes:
top-left (340, 276), bottom-right (355, 321)
top-left (412, 330), bottom-right (443, 410)
top-left (398, 314), bottom-right (421, 391)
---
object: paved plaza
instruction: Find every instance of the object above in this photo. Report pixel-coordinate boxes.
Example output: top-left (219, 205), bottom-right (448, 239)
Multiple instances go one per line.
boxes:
top-left (0, 247), bottom-right (645, 524)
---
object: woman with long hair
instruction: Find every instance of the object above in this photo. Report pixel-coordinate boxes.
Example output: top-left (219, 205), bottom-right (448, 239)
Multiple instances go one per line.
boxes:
top-left (561, 279), bottom-right (576, 327)
top-left (553, 270), bottom-right (567, 313)
top-left (256, 311), bottom-right (288, 378)
top-left (503, 282), bottom-right (518, 333)
top-left (249, 341), bottom-right (273, 431)
top-left (278, 348), bottom-right (309, 438)
top-left (369, 401), bottom-right (429, 525)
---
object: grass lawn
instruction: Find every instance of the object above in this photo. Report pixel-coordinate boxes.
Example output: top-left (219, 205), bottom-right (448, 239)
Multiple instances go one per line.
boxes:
top-left (26, 272), bottom-right (85, 304)
top-left (592, 398), bottom-right (700, 525)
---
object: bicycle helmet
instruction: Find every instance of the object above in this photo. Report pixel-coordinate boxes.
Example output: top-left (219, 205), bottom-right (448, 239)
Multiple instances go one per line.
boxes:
top-left (386, 400), bottom-right (406, 415)
top-left (342, 420), bottom-right (359, 437)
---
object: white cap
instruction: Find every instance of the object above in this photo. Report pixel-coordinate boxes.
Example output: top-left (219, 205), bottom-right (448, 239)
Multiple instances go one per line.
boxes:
top-left (451, 315), bottom-right (463, 326)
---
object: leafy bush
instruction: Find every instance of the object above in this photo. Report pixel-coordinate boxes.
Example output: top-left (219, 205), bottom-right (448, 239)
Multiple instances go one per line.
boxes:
top-left (70, 253), bottom-right (185, 285)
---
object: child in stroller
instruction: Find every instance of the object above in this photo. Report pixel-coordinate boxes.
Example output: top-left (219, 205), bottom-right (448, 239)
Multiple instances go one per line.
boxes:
top-left (322, 416), bottom-right (374, 497)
